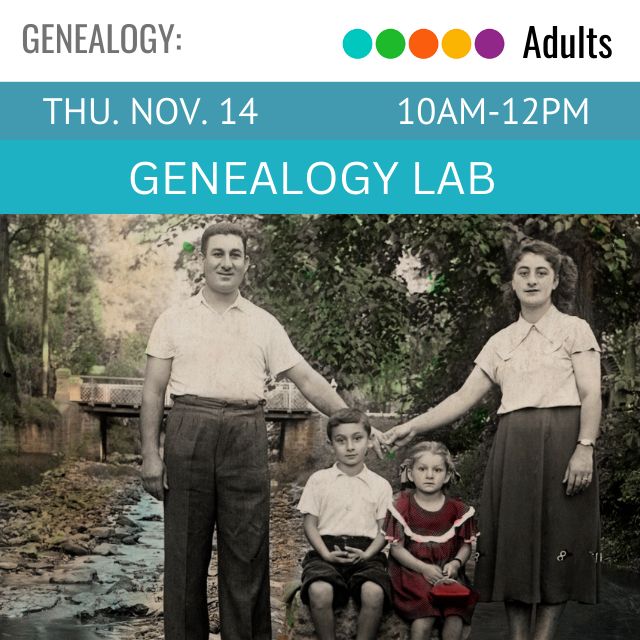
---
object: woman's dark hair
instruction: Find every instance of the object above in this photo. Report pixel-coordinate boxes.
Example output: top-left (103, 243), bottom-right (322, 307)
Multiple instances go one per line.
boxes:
top-left (504, 239), bottom-right (578, 314)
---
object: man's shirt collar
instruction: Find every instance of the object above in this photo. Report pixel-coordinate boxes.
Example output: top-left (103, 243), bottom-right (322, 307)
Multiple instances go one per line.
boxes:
top-left (187, 289), bottom-right (252, 315)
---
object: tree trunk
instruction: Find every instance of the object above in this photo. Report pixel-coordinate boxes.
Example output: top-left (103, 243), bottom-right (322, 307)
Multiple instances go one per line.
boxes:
top-left (0, 215), bottom-right (20, 407)
top-left (573, 240), bottom-right (595, 327)
top-left (42, 227), bottom-right (50, 397)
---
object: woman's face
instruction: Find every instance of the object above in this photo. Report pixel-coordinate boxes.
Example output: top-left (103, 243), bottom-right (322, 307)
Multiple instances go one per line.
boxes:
top-left (512, 252), bottom-right (559, 310)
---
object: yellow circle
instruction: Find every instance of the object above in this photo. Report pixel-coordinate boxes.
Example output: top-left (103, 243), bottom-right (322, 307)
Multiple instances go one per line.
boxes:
top-left (442, 29), bottom-right (472, 59)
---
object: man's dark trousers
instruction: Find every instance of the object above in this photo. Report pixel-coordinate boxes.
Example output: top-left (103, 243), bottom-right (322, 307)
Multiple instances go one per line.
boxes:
top-left (163, 395), bottom-right (271, 640)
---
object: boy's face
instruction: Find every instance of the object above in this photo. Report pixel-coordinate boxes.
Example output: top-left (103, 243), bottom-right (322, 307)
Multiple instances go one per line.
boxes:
top-left (329, 422), bottom-right (371, 470)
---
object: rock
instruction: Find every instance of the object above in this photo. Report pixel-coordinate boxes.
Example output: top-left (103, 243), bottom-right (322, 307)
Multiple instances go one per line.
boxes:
top-left (122, 535), bottom-right (140, 545)
top-left (70, 590), bottom-right (160, 618)
top-left (139, 514), bottom-right (162, 522)
top-left (28, 532), bottom-right (42, 543)
top-left (92, 543), bottom-right (122, 556)
top-left (7, 536), bottom-right (25, 546)
top-left (0, 562), bottom-right (20, 571)
top-left (0, 589), bottom-right (61, 617)
top-left (91, 527), bottom-right (116, 539)
top-left (116, 515), bottom-right (139, 529)
top-left (286, 592), bottom-right (411, 640)
top-left (49, 567), bottom-right (98, 584)
top-left (107, 576), bottom-right (136, 593)
top-left (60, 540), bottom-right (89, 556)
top-left (19, 543), bottom-right (39, 559)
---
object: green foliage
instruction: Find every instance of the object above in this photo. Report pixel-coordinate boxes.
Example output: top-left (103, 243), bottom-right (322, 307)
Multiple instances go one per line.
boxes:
top-left (103, 332), bottom-right (147, 378)
top-left (7, 215), bottom-right (106, 393)
top-left (598, 405), bottom-right (640, 568)
top-left (19, 396), bottom-right (60, 428)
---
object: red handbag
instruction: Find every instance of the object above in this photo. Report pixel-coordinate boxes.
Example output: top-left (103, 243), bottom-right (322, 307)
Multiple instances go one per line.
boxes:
top-left (428, 580), bottom-right (471, 607)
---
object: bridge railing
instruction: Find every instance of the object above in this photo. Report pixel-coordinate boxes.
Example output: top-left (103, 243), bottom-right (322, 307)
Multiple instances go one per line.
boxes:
top-left (79, 377), bottom-right (314, 413)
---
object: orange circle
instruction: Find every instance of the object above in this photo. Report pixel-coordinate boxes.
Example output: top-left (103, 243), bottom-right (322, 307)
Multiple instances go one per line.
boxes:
top-left (442, 29), bottom-right (472, 59)
top-left (409, 29), bottom-right (439, 59)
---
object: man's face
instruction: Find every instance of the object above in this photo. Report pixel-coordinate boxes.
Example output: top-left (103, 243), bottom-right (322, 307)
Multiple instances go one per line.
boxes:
top-left (200, 234), bottom-right (249, 295)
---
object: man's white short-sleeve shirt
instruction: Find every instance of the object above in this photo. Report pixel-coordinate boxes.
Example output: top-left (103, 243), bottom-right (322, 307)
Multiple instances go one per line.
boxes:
top-left (297, 463), bottom-right (393, 539)
top-left (146, 290), bottom-right (303, 402)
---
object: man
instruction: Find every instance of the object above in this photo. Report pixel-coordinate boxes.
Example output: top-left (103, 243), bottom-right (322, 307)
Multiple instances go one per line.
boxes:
top-left (140, 222), bottom-right (380, 640)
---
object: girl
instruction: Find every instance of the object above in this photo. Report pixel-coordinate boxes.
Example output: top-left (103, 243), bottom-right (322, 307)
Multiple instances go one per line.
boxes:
top-left (384, 240), bottom-right (601, 640)
top-left (385, 442), bottom-right (478, 640)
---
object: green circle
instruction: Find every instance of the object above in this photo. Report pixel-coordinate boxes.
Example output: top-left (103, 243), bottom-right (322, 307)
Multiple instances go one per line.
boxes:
top-left (343, 29), bottom-right (372, 59)
top-left (376, 29), bottom-right (405, 59)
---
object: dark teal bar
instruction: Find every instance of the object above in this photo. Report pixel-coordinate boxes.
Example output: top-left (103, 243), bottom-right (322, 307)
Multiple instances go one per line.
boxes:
top-left (0, 82), bottom-right (637, 141)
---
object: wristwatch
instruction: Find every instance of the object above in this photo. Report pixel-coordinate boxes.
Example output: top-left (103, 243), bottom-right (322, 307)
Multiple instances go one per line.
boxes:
top-left (577, 439), bottom-right (595, 448)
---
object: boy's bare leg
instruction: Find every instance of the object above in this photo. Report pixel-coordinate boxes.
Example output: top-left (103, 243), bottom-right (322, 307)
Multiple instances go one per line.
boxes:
top-left (531, 603), bottom-right (566, 640)
top-left (442, 615), bottom-right (463, 640)
top-left (356, 582), bottom-right (385, 640)
top-left (308, 581), bottom-right (336, 640)
top-left (410, 617), bottom-right (436, 640)
top-left (505, 601), bottom-right (533, 640)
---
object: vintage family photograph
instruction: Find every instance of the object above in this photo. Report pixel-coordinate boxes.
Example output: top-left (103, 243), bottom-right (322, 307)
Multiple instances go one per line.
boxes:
top-left (0, 213), bottom-right (639, 640)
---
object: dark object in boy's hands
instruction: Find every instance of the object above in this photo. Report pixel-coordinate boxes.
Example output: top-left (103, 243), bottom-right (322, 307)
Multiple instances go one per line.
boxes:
top-left (428, 579), bottom-right (471, 607)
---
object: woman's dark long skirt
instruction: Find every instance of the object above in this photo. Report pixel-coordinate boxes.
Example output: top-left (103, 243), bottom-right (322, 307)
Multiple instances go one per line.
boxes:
top-left (474, 406), bottom-right (600, 605)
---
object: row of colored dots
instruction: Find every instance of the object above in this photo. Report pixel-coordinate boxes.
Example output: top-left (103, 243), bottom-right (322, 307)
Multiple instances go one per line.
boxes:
top-left (343, 29), bottom-right (504, 60)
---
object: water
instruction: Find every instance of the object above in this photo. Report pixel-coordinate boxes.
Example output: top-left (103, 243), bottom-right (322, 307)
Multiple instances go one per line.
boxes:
top-left (0, 494), bottom-right (164, 640)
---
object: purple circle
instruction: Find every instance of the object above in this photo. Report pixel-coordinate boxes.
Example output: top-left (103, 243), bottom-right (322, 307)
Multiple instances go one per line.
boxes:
top-left (475, 29), bottom-right (504, 59)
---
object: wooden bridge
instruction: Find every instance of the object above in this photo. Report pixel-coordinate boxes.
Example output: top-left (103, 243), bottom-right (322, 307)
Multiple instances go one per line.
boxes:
top-left (67, 376), bottom-right (318, 462)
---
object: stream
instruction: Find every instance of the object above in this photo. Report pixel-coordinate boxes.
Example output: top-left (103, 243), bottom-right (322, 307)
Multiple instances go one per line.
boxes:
top-left (0, 492), bottom-right (163, 640)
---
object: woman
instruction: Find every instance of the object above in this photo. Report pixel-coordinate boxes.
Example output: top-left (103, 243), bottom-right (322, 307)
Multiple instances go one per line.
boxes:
top-left (384, 239), bottom-right (601, 640)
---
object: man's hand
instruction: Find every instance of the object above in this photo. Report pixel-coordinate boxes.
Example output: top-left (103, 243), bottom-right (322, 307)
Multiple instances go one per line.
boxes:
top-left (421, 563), bottom-right (444, 585)
top-left (383, 422), bottom-right (415, 451)
top-left (369, 427), bottom-right (386, 459)
top-left (323, 546), bottom-right (356, 564)
top-left (142, 452), bottom-right (168, 501)
top-left (563, 446), bottom-right (594, 496)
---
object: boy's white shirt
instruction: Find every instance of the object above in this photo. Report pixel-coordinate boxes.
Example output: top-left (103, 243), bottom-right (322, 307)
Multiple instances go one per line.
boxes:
top-left (297, 462), bottom-right (393, 539)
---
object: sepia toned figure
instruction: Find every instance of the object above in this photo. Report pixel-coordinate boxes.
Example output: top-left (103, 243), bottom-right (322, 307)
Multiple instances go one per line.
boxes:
top-left (384, 239), bottom-right (601, 640)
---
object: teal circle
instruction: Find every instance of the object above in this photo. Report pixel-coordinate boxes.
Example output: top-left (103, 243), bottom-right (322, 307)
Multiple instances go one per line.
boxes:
top-left (343, 29), bottom-right (372, 59)
top-left (376, 29), bottom-right (405, 59)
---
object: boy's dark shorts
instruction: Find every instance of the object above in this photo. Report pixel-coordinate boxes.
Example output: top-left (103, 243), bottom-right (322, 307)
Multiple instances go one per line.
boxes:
top-left (300, 535), bottom-right (392, 610)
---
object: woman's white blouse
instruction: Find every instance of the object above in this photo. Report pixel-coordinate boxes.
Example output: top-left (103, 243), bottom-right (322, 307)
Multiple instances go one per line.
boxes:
top-left (474, 305), bottom-right (600, 415)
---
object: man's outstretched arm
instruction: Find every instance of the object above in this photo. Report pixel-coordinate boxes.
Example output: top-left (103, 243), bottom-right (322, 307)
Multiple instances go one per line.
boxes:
top-left (283, 360), bottom-right (385, 457)
top-left (140, 355), bottom-right (172, 501)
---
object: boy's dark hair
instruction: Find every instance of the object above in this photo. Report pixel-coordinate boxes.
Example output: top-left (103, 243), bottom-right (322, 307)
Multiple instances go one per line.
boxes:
top-left (201, 222), bottom-right (248, 256)
top-left (326, 408), bottom-right (371, 440)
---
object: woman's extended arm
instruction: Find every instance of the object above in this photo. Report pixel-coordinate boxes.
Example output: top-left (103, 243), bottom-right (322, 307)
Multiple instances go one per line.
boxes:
top-left (563, 350), bottom-right (602, 496)
top-left (384, 366), bottom-right (494, 450)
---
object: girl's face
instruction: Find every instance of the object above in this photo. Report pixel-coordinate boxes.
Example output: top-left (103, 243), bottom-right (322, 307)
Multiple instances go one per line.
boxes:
top-left (512, 252), bottom-right (559, 310)
top-left (408, 452), bottom-right (450, 496)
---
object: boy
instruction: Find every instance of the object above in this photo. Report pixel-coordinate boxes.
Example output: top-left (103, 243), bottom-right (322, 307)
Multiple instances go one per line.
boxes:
top-left (297, 408), bottom-right (393, 640)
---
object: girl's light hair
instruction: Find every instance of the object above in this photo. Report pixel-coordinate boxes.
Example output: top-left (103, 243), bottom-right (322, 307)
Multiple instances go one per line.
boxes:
top-left (402, 441), bottom-right (457, 489)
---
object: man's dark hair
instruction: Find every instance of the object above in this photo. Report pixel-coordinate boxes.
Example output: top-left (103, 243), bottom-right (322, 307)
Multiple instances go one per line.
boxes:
top-left (201, 222), bottom-right (248, 256)
top-left (326, 408), bottom-right (371, 440)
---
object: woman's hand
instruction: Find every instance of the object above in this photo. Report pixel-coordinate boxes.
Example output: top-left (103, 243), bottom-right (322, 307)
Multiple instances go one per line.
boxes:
top-left (369, 427), bottom-right (386, 458)
top-left (383, 422), bottom-right (416, 451)
top-left (563, 445), bottom-right (594, 495)
top-left (420, 563), bottom-right (444, 585)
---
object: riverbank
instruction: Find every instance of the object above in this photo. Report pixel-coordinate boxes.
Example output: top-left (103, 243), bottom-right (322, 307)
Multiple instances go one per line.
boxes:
top-left (0, 456), bottom-right (306, 639)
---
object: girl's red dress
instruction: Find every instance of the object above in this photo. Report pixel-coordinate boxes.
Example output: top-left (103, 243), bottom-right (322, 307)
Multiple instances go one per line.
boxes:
top-left (384, 491), bottom-right (479, 623)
